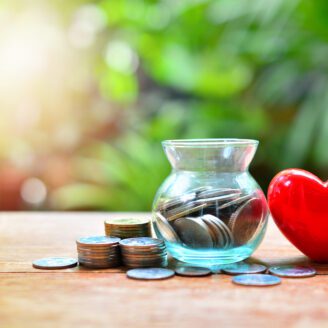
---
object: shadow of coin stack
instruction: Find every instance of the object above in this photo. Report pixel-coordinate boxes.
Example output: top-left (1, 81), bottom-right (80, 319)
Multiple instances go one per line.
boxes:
top-left (119, 237), bottom-right (167, 268)
top-left (76, 236), bottom-right (121, 268)
top-left (104, 218), bottom-right (151, 239)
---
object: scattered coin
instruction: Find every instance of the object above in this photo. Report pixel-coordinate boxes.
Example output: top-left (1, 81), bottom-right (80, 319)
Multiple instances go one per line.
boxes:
top-left (32, 257), bottom-right (78, 270)
top-left (175, 266), bottom-right (212, 277)
top-left (173, 217), bottom-right (214, 249)
top-left (127, 268), bottom-right (175, 280)
top-left (221, 263), bottom-right (267, 275)
top-left (232, 274), bottom-right (281, 287)
top-left (268, 265), bottom-right (316, 278)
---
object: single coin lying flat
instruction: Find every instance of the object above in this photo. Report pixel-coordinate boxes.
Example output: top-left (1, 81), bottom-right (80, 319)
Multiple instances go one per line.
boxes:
top-left (221, 262), bottom-right (267, 275)
top-left (175, 266), bottom-right (212, 277)
top-left (126, 268), bottom-right (175, 280)
top-left (32, 257), bottom-right (78, 270)
top-left (232, 274), bottom-right (281, 287)
top-left (268, 265), bottom-right (316, 278)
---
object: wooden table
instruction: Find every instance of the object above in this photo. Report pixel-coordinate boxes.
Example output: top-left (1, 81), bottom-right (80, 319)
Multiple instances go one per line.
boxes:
top-left (0, 212), bottom-right (327, 327)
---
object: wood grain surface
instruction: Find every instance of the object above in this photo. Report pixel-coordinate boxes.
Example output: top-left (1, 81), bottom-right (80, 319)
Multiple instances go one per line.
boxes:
top-left (0, 212), bottom-right (327, 328)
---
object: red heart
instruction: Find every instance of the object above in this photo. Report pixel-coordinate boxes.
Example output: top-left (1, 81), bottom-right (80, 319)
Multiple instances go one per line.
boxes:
top-left (268, 169), bottom-right (328, 262)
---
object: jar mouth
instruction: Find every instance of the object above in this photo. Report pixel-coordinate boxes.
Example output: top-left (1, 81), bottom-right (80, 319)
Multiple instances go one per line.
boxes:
top-left (162, 138), bottom-right (259, 148)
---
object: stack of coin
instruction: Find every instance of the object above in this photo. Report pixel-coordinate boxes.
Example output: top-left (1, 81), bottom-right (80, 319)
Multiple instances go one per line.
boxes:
top-left (155, 186), bottom-right (265, 248)
top-left (104, 218), bottom-right (151, 239)
top-left (119, 237), bottom-right (167, 268)
top-left (76, 236), bottom-right (121, 268)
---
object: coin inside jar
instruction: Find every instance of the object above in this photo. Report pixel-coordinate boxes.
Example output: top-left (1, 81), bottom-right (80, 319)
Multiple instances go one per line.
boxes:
top-left (154, 212), bottom-right (181, 243)
top-left (166, 202), bottom-right (208, 221)
top-left (228, 198), bottom-right (263, 246)
top-left (201, 215), bottom-right (226, 248)
top-left (173, 217), bottom-right (213, 249)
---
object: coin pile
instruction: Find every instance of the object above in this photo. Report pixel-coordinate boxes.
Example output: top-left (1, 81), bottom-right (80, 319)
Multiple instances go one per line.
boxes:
top-left (76, 236), bottom-right (121, 268)
top-left (119, 237), bottom-right (167, 268)
top-left (155, 186), bottom-right (265, 249)
top-left (127, 268), bottom-right (175, 280)
top-left (104, 218), bottom-right (151, 239)
top-left (124, 263), bottom-right (317, 284)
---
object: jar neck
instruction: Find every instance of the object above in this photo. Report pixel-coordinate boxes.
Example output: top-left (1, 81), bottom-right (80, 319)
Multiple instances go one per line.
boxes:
top-left (163, 143), bottom-right (257, 172)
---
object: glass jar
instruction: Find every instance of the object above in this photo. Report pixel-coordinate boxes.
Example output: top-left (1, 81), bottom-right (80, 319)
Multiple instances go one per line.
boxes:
top-left (152, 139), bottom-right (269, 266)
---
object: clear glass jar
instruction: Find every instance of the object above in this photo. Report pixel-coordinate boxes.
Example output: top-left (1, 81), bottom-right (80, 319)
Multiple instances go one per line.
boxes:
top-left (152, 139), bottom-right (269, 266)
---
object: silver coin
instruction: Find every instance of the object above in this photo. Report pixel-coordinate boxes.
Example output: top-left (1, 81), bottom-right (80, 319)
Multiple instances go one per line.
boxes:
top-left (105, 218), bottom-right (150, 226)
top-left (219, 194), bottom-right (252, 210)
top-left (203, 214), bottom-right (233, 248)
top-left (175, 266), bottom-right (212, 277)
top-left (77, 236), bottom-right (121, 246)
top-left (201, 215), bottom-right (226, 248)
top-left (166, 202), bottom-right (208, 221)
top-left (173, 217), bottom-right (213, 249)
top-left (190, 186), bottom-right (212, 194)
top-left (198, 188), bottom-right (241, 199)
top-left (228, 198), bottom-right (263, 246)
top-left (232, 274), bottom-right (281, 286)
top-left (268, 265), bottom-right (316, 278)
top-left (154, 212), bottom-right (181, 243)
top-left (222, 263), bottom-right (267, 275)
top-left (203, 215), bottom-right (233, 247)
top-left (194, 194), bottom-right (242, 207)
top-left (126, 268), bottom-right (175, 280)
top-left (119, 237), bottom-right (164, 247)
top-left (32, 257), bottom-right (78, 270)
top-left (159, 193), bottom-right (196, 210)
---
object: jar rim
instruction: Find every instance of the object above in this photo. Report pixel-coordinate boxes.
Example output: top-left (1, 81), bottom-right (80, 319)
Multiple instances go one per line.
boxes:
top-left (162, 138), bottom-right (259, 148)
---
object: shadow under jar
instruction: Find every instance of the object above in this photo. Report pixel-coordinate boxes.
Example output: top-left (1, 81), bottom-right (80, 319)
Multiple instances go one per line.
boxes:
top-left (152, 139), bottom-right (269, 266)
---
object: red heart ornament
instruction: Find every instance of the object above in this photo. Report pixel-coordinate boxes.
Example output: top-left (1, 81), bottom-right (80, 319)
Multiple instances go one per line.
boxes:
top-left (268, 169), bottom-right (328, 262)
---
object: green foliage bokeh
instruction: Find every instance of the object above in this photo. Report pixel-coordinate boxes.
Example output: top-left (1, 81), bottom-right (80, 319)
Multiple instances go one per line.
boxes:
top-left (27, 0), bottom-right (328, 210)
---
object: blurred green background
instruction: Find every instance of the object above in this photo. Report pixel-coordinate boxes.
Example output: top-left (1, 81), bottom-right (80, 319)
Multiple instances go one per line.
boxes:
top-left (0, 0), bottom-right (327, 211)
